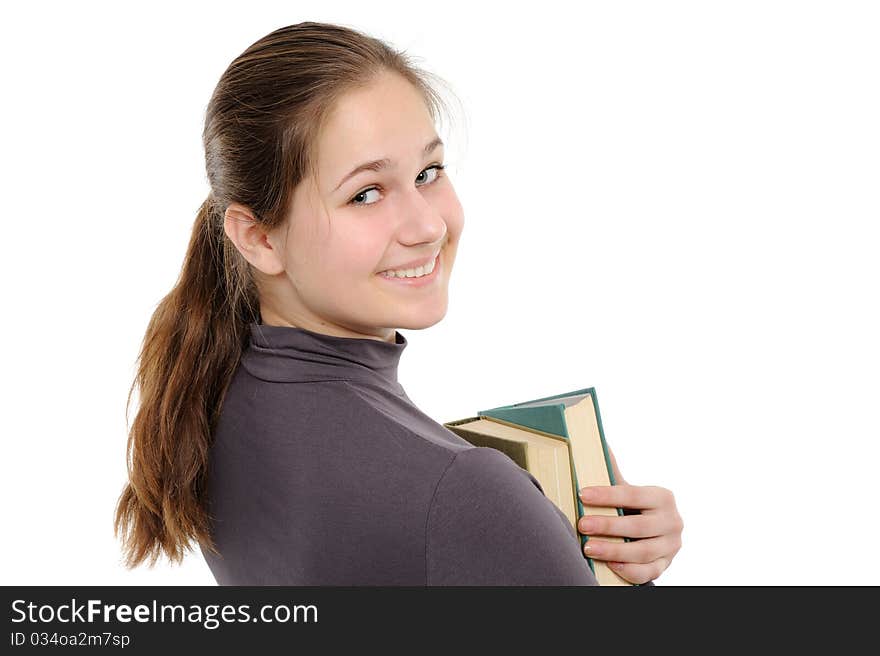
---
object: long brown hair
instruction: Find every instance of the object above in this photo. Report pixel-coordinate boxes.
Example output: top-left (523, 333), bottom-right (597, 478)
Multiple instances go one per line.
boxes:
top-left (114, 21), bottom-right (458, 568)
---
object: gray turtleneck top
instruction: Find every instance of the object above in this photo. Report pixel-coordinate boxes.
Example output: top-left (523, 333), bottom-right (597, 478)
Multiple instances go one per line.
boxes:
top-left (200, 321), bottom-right (600, 585)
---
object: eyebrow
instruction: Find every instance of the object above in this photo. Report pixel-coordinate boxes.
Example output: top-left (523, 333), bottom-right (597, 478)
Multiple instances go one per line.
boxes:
top-left (333, 136), bottom-right (444, 192)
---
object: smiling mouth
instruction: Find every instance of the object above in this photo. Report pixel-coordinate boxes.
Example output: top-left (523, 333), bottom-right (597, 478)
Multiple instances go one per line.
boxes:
top-left (376, 244), bottom-right (444, 276)
top-left (377, 252), bottom-right (440, 279)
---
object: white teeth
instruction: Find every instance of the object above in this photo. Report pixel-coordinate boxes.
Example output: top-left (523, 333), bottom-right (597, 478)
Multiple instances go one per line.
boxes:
top-left (380, 255), bottom-right (437, 279)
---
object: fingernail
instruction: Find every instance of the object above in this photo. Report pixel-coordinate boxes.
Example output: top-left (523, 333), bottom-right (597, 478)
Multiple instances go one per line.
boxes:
top-left (578, 518), bottom-right (595, 533)
top-left (579, 488), bottom-right (594, 502)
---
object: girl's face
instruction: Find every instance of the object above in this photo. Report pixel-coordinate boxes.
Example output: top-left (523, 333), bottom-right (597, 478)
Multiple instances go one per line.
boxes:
top-left (252, 72), bottom-right (464, 342)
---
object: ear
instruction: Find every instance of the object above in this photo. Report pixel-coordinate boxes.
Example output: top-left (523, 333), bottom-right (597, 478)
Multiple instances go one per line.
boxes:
top-left (223, 202), bottom-right (285, 276)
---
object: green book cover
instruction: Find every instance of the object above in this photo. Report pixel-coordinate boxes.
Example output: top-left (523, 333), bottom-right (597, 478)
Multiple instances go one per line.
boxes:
top-left (478, 386), bottom-right (629, 581)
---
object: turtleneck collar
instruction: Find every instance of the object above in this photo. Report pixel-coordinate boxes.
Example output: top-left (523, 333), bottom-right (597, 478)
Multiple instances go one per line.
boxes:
top-left (240, 321), bottom-right (408, 395)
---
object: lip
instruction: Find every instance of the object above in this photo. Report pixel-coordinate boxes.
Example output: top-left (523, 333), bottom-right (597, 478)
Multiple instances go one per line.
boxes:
top-left (377, 250), bottom-right (441, 274)
top-left (376, 252), bottom-right (441, 286)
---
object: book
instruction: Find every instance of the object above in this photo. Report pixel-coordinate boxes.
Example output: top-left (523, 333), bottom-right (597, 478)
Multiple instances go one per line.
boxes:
top-left (444, 386), bottom-right (631, 586)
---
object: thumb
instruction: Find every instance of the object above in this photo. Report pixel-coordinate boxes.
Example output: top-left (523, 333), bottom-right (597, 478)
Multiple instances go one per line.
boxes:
top-left (607, 446), bottom-right (627, 485)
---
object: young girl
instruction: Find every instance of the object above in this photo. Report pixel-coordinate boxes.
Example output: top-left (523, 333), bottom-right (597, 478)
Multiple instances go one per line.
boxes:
top-left (114, 21), bottom-right (683, 585)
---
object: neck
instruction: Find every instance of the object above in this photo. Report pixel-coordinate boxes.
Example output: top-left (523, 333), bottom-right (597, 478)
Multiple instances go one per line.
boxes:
top-left (259, 309), bottom-right (397, 343)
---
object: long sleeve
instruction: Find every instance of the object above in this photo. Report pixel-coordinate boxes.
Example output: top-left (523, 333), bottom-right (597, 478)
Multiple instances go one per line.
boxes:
top-left (425, 446), bottom-right (598, 585)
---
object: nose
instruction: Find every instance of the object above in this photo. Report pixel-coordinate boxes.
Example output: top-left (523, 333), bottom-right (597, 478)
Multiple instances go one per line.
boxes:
top-left (398, 187), bottom-right (447, 246)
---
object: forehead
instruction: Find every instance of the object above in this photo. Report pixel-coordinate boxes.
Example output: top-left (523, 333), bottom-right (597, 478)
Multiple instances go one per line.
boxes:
top-left (316, 74), bottom-right (436, 170)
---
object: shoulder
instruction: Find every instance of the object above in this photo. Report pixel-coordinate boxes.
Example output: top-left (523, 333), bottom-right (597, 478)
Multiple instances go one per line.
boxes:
top-left (430, 447), bottom-right (543, 504)
top-left (426, 447), bottom-right (556, 533)
top-left (215, 373), bottom-right (464, 481)
top-left (425, 447), bottom-right (598, 585)
top-left (221, 372), bottom-right (405, 434)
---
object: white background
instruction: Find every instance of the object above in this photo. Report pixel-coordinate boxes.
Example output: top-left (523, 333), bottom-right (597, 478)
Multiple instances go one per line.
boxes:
top-left (2, 1), bottom-right (877, 586)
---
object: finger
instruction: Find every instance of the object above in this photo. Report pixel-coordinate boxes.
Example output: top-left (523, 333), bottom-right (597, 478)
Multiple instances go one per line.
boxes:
top-left (578, 511), bottom-right (672, 539)
top-left (606, 446), bottom-right (626, 485)
top-left (604, 557), bottom-right (670, 585)
top-left (579, 484), bottom-right (674, 511)
top-left (582, 534), bottom-right (678, 565)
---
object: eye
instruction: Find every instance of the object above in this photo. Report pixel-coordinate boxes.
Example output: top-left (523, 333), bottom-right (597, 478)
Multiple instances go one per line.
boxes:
top-left (348, 164), bottom-right (446, 208)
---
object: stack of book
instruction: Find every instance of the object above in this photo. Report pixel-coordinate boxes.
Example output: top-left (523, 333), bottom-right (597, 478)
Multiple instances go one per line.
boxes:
top-left (443, 387), bottom-right (632, 586)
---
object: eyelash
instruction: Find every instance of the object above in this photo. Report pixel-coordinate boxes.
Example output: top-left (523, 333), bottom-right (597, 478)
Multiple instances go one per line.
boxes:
top-left (347, 164), bottom-right (446, 208)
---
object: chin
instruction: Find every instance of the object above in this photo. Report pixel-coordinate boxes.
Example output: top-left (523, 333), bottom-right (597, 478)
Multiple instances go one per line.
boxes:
top-left (391, 300), bottom-right (449, 331)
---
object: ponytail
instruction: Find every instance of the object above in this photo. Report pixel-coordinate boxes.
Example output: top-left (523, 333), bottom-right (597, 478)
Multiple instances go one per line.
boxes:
top-left (113, 196), bottom-right (257, 568)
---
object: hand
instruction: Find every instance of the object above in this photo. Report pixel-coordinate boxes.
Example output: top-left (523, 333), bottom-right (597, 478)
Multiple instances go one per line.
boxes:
top-left (577, 448), bottom-right (683, 584)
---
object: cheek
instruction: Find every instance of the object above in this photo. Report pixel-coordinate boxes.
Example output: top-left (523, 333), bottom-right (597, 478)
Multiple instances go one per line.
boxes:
top-left (318, 242), bottom-right (381, 279)
top-left (443, 199), bottom-right (465, 241)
